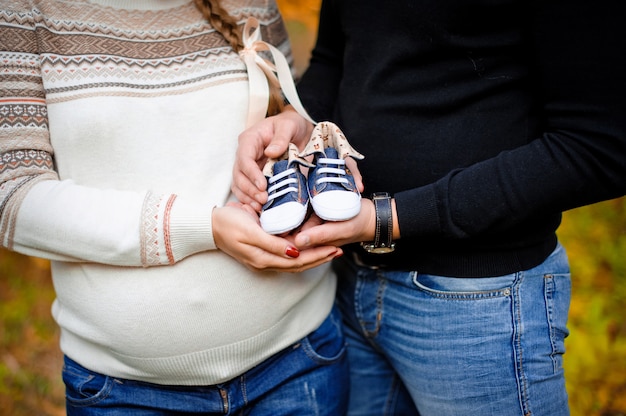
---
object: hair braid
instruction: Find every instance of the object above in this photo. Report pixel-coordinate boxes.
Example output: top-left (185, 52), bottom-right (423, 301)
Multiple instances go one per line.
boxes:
top-left (194, 0), bottom-right (242, 51)
top-left (194, 0), bottom-right (284, 116)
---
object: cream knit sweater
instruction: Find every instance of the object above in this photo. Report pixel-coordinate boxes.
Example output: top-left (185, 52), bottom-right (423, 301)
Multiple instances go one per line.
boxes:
top-left (0, 0), bottom-right (335, 385)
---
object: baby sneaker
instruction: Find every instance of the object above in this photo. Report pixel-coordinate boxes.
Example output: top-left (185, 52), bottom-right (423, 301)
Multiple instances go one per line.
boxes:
top-left (299, 122), bottom-right (365, 221)
top-left (260, 143), bottom-right (314, 234)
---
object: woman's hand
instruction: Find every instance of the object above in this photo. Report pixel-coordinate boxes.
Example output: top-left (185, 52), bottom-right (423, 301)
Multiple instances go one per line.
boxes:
top-left (212, 203), bottom-right (342, 273)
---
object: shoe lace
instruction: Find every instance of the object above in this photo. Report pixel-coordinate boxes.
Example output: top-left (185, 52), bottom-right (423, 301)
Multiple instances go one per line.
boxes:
top-left (315, 157), bottom-right (349, 185)
top-left (267, 168), bottom-right (299, 202)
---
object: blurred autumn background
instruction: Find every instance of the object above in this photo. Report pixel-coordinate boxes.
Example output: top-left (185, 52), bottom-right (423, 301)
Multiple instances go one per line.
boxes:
top-left (1, 1), bottom-right (625, 415)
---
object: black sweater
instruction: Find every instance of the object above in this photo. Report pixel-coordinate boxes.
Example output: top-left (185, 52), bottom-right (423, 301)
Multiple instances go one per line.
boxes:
top-left (297, 0), bottom-right (626, 277)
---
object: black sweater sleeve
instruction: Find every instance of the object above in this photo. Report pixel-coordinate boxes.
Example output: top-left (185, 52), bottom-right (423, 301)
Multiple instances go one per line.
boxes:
top-left (401, 0), bottom-right (626, 240)
top-left (295, 0), bottom-right (343, 122)
top-left (298, 0), bottom-right (625, 275)
top-left (302, 0), bottom-right (625, 237)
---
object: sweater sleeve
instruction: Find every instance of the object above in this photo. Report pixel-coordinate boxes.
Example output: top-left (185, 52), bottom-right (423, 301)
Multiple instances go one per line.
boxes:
top-left (0, 10), bottom-right (214, 267)
top-left (301, 0), bottom-right (626, 241)
top-left (396, 0), bottom-right (626, 240)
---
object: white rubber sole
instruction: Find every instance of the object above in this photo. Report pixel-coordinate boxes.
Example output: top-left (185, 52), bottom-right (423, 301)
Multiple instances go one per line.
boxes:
top-left (310, 191), bottom-right (361, 221)
top-left (260, 202), bottom-right (308, 234)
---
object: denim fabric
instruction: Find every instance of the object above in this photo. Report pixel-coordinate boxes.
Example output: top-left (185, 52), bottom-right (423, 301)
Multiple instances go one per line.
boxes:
top-left (307, 147), bottom-right (361, 222)
top-left (262, 159), bottom-right (309, 211)
top-left (335, 244), bottom-right (571, 416)
top-left (63, 306), bottom-right (349, 415)
top-left (260, 158), bottom-right (309, 234)
top-left (307, 147), bottom-right (359, 197)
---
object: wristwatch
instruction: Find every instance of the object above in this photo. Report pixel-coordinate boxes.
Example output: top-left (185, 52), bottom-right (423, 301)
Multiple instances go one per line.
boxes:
top-left (361, 192), bottom-right (395, 254)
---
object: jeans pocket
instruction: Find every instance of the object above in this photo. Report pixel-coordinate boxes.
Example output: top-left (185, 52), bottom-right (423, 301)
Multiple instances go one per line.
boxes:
top-left (300, 306), bottom-right (347, 365)
top-left (543, 272), bottom-right (571, 372)
top-left (413, 271), bottom-right (516, 299)
top-left (63, 356), bottom-right (115, 407)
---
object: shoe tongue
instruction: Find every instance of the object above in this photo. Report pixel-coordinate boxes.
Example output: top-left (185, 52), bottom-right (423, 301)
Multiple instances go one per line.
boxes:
top-left (323, 147), bottom-right (339, 159)
top-left (265, 159), bottom-right (290, 178)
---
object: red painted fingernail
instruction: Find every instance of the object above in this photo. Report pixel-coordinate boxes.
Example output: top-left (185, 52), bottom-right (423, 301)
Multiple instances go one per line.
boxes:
top-left (285, 246), bottom-right (300, 258)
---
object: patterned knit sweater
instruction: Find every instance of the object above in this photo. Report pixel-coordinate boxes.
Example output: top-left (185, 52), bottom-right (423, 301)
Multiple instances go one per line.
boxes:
top-left (0, 0), bottom-right (335, 385)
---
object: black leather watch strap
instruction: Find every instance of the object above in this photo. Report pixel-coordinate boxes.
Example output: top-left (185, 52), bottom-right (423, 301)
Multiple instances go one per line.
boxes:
top-left (361, 192), bottom-right (395, 254)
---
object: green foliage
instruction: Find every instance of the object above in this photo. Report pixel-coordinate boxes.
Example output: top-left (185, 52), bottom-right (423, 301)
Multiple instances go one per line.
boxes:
top-left (0, 251), bottom-right (64, 415)
top-left (559, 198), bottom-right (626, 416)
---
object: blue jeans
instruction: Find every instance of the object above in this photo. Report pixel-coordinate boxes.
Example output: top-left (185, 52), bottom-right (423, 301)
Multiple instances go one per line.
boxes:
top-left (335, 243), bottom-right (571, 416)
top-left (63, 306), bottom-right (349, 415)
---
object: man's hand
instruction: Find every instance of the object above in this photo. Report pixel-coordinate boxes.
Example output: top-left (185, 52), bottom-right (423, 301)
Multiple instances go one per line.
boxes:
top-left (232, 108), bottom-right (314, 212)
top-left (293, 198), bottom-right (377, 249)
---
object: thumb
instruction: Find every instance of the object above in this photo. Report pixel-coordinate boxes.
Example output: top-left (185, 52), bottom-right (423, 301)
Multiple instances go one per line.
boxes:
top-left (264, 111), bottom-right (309, 159)
top-left (264, 131), bottom-right (291, 160)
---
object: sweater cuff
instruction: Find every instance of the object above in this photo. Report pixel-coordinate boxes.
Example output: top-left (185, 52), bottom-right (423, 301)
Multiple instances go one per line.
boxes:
top-left (394, 186), bottom-right (441, 238)
top-left (168, 197), bottom-right (215, 262)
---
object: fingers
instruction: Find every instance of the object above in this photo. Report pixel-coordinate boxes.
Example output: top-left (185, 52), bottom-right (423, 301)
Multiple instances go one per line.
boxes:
top-left (294, 200), bottom-right (376, 249)
top-left (232, 125), bottom-right (271, 210)
top-left (232, 113), bottom-right (302, 210)
top-left (213, 205), bottom-right (342, 273)
top-left (225, 201), bottom-right (260, 219)
top-left (231, 167), bottom-right (265, 212)
top-left (244, 228), bottom-right (343, 272)
top-left (263, 113), bottom-right (306, 158)
top-left (294, 221), bottom-right (348, 249)
top-left (232, 231), bottom-right (341, 273)
top-left (245, 245), bottom-right (342, 273)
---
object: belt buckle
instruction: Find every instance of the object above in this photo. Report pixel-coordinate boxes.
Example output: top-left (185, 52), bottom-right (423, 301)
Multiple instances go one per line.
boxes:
top-left (351, 251), bottom-right (380, 270)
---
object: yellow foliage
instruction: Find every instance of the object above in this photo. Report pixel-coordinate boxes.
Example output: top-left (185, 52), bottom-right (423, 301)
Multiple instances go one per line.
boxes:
top-left (275, 0), bottom-right (322, 76)
top-left (276, 0), bottom-right (321, 30)
top-left (559, 198), bottom-right (626, 416)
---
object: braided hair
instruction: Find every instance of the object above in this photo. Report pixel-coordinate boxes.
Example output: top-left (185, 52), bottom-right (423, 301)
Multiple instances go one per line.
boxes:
top-left (194, 0), bottom-right (285, 116)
